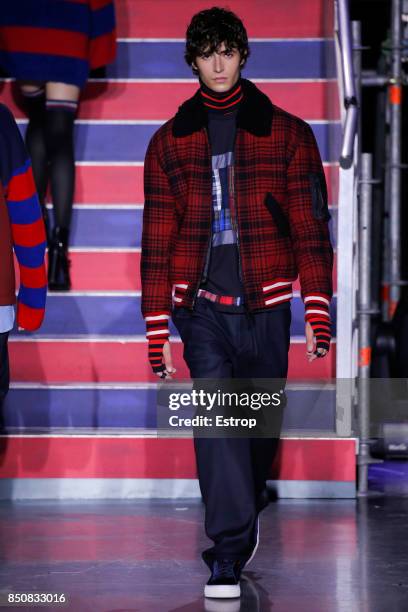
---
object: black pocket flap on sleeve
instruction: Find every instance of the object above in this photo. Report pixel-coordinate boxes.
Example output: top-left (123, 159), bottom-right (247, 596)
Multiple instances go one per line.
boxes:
top-left (309, 172), bottom-right (331, 221)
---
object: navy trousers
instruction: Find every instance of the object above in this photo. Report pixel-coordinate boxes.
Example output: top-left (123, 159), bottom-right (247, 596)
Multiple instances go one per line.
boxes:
top-left (172, 297), bottom-right (291, 565)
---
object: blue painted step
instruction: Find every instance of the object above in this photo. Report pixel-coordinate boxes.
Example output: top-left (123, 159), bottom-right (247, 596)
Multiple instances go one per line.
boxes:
top-left (18, 122), bottom-right (341, 163)
top-left (55, 208), bottom-right (140, 248)
top-left (47, 207), bottom-right (338, 248)
top-left (106, 40), bottom-right (336, 79)
top-left (11, 295), bottom-right (337, 337)
top-left (3, 386), bottom-right (336, 432)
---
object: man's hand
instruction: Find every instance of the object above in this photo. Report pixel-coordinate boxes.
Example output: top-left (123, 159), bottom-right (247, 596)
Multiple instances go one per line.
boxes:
top-left (154, 340), bottom-right (177, 379)
top-left (305, 321), bottom-right (328, 362)
top-left (146, 314), bottom-right (176, 379)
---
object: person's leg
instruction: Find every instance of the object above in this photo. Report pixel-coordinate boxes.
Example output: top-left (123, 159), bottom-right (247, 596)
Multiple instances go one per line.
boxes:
top-left (45, 82), bottom-right (80, 290)
top-left (234, 305), bottom-right (291, 559)
top-left (172, 300), bottom-right (258, 566)
top-left (45, 82), bottom-right (79, 229)
top-left (0, 332), bottom-right (10, 410)
top-left (19, 81), bottom-right (49, 241)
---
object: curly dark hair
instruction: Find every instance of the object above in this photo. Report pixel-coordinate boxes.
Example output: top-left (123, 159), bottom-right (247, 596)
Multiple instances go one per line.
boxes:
top-left (185, 7), bottom-right (250, 75)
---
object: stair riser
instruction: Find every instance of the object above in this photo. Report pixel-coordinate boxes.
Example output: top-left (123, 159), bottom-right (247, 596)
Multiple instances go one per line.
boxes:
top-left (71, 164), bottom-right (338, 204)
top-left (0, 438), bottom-right (355, 482)
top-left (14, 252), bottom-right (339, 292)
top-left (117, 0), bottom-right (334, 39)
top-left (106, 41), bottom-right (336, 80)
top-left (3, 387), bottom-right (336, 432)
top-left (41, 207), bottom-right (338, 248)
top-left (10, 295), bottom-right (337, 337)
top-left (9, 341), bottom-right (336, 383)
top-left (5, 81), bottom-right (341, 121)
top-left (18, 121), bottom-right (341, 162)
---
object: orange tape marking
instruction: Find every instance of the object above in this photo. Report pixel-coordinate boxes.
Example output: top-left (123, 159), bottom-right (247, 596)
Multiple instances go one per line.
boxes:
top-left (389, 84), bottom-right (402, 105)
top-left (359, 346), bottom-right (371, 367)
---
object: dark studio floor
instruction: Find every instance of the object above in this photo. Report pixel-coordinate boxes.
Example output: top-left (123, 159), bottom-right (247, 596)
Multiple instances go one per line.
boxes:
top-left (0, 465), bottom-right (408, 612)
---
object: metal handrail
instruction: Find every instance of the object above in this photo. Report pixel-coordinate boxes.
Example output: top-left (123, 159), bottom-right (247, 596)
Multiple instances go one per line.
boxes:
top-left (335, 0), bottom-right (358, 169)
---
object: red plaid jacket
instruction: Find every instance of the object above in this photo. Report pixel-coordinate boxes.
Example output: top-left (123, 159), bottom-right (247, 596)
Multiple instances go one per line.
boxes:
top-left (141, 78), bottom-right (333, 327)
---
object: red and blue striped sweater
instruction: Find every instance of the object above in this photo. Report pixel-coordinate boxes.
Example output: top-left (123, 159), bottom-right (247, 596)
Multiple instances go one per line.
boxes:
top-left (0, 0), bottom-right (116, 89)
top-left (0, 103), bottom-right (47, 331)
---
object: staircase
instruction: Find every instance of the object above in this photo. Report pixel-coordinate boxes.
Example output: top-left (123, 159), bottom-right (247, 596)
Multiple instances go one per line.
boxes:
top-left (1, 0), bottom-right (356, 499)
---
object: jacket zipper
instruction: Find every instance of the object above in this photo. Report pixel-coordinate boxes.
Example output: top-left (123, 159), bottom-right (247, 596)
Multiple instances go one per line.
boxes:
top-left (202, 232), bottom-right (212, 282)
top-left (230, 164), bottom-right (243, 285)
top-left (231, 131), bottom-right (248, 310)
top-left (192, 129), bottom-right (213, 310)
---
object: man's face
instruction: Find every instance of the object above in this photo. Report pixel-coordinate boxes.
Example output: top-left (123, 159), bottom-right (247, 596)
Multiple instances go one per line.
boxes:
top-left (193, 42), bottom-right (242, 92)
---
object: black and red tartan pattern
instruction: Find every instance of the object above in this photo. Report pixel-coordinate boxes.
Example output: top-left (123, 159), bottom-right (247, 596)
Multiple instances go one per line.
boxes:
top-left (140, 80), bottom-right (334, 335)
top-left (145, 313), bottom-right (170, 374)
top-left (304, 293), bottom-right (331, 351)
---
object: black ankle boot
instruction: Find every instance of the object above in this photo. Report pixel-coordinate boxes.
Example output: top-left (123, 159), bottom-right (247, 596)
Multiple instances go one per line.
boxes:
top-left (48, 226), bottom-right (71, 291)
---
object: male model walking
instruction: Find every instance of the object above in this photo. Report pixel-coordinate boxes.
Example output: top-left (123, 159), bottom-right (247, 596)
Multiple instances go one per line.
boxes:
top-left (141, 7), bottom-right (333, 599)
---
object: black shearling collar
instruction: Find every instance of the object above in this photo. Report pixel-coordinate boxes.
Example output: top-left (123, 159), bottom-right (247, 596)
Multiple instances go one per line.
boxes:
top-left (172, 78), bottom-right (274, 138)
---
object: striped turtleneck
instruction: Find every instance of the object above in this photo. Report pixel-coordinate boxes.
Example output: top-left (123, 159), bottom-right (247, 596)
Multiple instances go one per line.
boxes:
top-left (200, 79), bottom-right (243, 113)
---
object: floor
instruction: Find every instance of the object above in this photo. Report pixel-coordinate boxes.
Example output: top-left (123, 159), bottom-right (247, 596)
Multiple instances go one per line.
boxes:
top-left (368, 460), bottom-right (408, 496)
top-left (1, 466), bottom-right (408, 612)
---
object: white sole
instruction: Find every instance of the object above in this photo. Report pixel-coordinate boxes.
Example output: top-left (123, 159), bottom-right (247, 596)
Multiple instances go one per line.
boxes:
top-left (204, 583), bottom-right (241, 599)
top-left (245, 516), bottom-right (260, 567)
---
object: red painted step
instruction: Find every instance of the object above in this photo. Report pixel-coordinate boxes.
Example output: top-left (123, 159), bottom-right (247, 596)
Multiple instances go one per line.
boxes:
top-left (14, 250), bottom-right (140, 291)
top-left (116, 0), bottom-right (334, 39)
top-left (74, 164), bottom-right (338, 204)
top-left (0, 437), bottom-right (355, 481)
top-left (4, 81), bottom-right (340, 121)
top-left (13, 250), bottom-right (132, 291)
top-left (68, 251), bottom-right (140, 291)
top-left (9, 340), bottom-right (336, 383)
top-left (75, 164), bottom-right (143, 203)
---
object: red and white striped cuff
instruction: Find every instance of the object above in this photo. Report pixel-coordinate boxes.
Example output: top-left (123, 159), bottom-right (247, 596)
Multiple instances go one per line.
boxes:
top-left (145, 312), bottom-right (170, 340)
top-left (303, 294), bottom-right (331, 351)
top-left (303, 294), bottom-right (331, 321)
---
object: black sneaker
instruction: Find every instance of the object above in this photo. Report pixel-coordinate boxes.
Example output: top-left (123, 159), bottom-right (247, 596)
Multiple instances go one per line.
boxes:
top-left (204, 558), bottom-right (241, 599)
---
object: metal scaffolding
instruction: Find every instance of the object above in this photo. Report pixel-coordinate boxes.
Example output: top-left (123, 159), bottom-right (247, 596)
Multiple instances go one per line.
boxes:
top-left (335, 0), bottom-right (405, 494)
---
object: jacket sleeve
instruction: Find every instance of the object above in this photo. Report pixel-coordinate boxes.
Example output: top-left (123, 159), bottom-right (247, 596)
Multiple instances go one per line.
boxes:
top-left (140, 132), bottom-right (178, 331)
top-left (286, 120), bottom-right (334, 314)
top-left (0, 104), bottom-right (47, 331)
